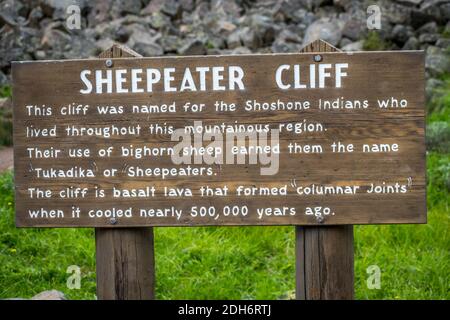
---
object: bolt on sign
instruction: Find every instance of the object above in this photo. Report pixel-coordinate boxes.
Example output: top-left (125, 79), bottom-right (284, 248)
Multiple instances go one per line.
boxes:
top-left (12, 51), bottom-right (426, 227)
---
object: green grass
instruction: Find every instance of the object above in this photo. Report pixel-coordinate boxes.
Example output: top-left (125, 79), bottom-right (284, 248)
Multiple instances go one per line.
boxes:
top-left (363, 31), bottom-right (391, 51)
top-left (0, 150), bottom-right (448, 299)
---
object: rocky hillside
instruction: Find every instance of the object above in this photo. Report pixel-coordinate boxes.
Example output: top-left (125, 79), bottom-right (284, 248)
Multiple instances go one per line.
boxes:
top-left (0, 0), bottom-right (449, 93)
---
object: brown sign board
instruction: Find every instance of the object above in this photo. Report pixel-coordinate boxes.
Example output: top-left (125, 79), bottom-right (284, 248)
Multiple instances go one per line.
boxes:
top-left (12, 51), bottom-right (426, 227)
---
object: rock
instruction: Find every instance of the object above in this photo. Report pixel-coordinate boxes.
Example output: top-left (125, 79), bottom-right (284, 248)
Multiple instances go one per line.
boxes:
top-left (211, 0), bottom-right (242, 17)
top-left (425, 46), bottom-right (450, 77)
top-left (178, 39), bottom-right (205, 55)
top-left (384, 3), bottom-right (411, 25)
top-left (158, 35), bottom-right (181, 53)
top-left (41, 23), bottom-right (72, 52)
top-left (34, 50), bottom-right (46, 60)
top-left (180, 0), bottom-right (195, 12)
top-left (303, 18), bottom-right (343, 46)
top-left (339, 37), bottom-right (352, 48)
top-left (126, 24), bottom-right (163, 56)
top-left (435, 38), bottom-right (450, 49)
top-left (0, 71), bottom-right (8, 86)
top-left (426, 121), bottom-right (450, 153)
top-left (341, 40), bottom-right (363, 51)
top-left (274, 0), bottom-right (308, 22)
top-left (112, 0), bottom-right (142, 16)
top-left (141, 0), bottom-right (165, 15)
top-left (271, 28), bottom-right (303, 53)
top-left (147, 12), bottom-right (172, 30)
top-left (441, 3), bottom-right (450, 20)
top-left (231, 46), bottom-right (252, 55)
top-left (410, 1), bottom-right (443, 29)
top-left (402, 37), bottom-right (419, 50)
top-left (418, 33), bottom-right (439, 44)
top-left (28, 7), bottom-right (44, 28)
top-left (240, 27), bottom-right (261, 50)
top-left (248, 14), bottom-right (275, 46)
top-left (342, 19), bottom-right (366, 41)
top-left (31, 290), bottom-right (67, 300)
top-left (161, 0), bottom-right (182, 18)
top-left (391, 24), bottom-right (410, 44)
top-left (227, 30), bottom-right (242, 49)
top-left (0, 0), bottom-right (25, 26)
top-left (417, 21), bottom-right (438, 34)
top-left (95, 38), bottom-right (115, 52)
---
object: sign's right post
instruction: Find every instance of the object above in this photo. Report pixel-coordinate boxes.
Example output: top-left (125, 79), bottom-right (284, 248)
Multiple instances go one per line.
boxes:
top-left (296, 40), bottom-right (354, 300)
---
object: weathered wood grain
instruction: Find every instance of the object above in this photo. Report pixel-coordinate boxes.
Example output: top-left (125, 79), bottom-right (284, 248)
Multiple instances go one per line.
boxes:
top-left (12, 49), bottom-right (426, 227)
top-left (94, 45), bottom-right (155, 300)
top-left (296, 40), bottom-right (354, 301)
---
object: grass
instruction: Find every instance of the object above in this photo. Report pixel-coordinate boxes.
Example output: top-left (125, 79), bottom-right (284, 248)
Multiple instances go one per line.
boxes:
top-left (363, 31), bottom-right (391, 51)
top-left (0, 148), bottom-right (448, 299)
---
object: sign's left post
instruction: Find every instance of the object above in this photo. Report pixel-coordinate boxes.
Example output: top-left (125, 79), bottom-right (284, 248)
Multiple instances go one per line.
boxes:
top-left (95, 45), bottom-right (155, 300)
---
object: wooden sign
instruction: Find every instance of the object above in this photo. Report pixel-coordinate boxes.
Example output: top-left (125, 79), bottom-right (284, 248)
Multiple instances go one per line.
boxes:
top-left (12, 51), bottom-right (426, 227)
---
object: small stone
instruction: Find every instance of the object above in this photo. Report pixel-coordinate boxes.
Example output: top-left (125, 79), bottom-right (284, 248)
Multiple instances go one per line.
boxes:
top-left (178, 39), bottom-right (205, 55)
top-left (231, 46), bottom-right (252, 55)
top-left (34, 50), bottom-right (47, 60)
top-left (341, 40), bottom-right (363, 52)
top-left (31, 290), bottom-right (67, 300)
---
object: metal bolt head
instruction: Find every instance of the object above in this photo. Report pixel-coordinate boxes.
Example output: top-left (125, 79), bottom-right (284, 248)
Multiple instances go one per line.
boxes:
top-left (110, 217), bottom-right (117, 225)
top-left (105, 59), bottom-right (113, 68)
top-left (313, 54), bottom-right (322, 62)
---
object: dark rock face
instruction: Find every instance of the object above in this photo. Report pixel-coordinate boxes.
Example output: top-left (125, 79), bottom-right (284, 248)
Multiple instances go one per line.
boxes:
top-left (0, 0), bottom-right (448, 84)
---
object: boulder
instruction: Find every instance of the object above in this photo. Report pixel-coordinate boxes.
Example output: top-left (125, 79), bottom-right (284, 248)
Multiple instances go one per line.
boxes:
top-left (302, 18), bottom-right (343, 46)
top-left (425, 46), bottom-right (450, 77)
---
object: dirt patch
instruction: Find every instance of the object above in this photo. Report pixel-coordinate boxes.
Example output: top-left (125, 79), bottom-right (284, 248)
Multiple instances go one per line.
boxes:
top-left (0, 147), bottom-right (13, 172)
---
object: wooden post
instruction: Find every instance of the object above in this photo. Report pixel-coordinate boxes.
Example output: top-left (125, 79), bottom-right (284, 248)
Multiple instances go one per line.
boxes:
top-left (95, 44), bottom-right (155, 300)
top-left (295, 40), bottom-right (354, 300)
